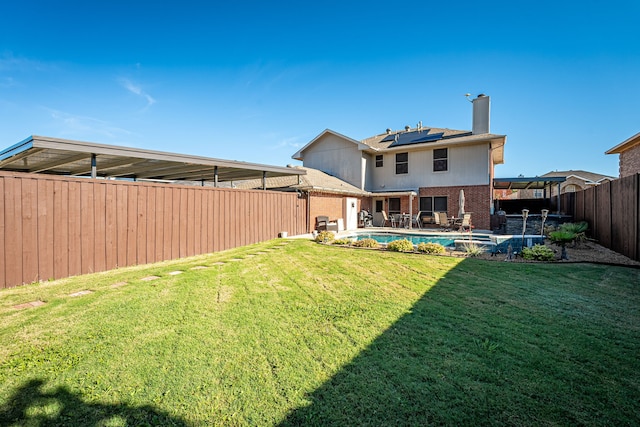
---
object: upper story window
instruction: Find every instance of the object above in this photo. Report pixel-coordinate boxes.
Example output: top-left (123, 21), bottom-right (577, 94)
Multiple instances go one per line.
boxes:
top-left (395, 152), bottom-right (408, 174)
top-left (433, 148), bottom-right (448, 172)
top-left (375, 154), bottom-right (383, 167)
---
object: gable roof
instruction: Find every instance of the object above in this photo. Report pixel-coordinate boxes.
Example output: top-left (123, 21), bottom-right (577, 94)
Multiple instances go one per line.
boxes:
top-left (541, 170), bottom-right (615, 184)
top-left (605, 132), bottom-right (640, 155)
top-left (233, 166), bottom-right (368, 196)
top-left (291, 129), bottom-right (370, 161)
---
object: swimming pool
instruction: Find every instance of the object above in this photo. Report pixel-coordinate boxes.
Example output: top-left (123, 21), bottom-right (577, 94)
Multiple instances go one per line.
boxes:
top-left (349, 232), bottom-right (489, 248)
top-left (345, 231), bottom-right (544, 253)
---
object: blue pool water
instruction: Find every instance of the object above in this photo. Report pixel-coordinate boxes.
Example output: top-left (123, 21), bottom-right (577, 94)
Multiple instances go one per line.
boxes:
top-left (347, 232), bottom-right (543, 253)
top-left (351, 232), bottom-right (486, 248)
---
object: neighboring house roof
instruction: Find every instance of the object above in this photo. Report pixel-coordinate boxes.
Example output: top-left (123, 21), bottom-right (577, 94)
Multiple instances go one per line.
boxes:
top-left (233, 166), bottom-right (368, 196)
top-left (605, 132), bottom-right (640, 154)
top-left (293, 126), bottom-right (506, 164)
top-left (541, 170), bottom-right (615, 185)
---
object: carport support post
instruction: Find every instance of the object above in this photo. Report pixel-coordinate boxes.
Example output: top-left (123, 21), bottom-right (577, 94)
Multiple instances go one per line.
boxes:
top-left (262, 171), bottom-right (267, 190)
top-left (213, 166), bottom-right (218, 187)
top-left (91, 154), bottom-right (97, 178)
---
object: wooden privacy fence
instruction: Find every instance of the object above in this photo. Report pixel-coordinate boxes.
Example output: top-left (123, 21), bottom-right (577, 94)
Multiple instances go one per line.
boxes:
top-left (561, 173), bottom-right (639, 262)
top-left (0, 171), bottom-right (308, 288)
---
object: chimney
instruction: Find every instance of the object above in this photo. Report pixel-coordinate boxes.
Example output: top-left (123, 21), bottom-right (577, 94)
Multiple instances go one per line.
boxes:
top-left (472, 94), bottom-right (490, 134)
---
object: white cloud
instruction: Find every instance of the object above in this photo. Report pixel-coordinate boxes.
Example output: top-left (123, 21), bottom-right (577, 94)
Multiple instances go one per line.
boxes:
top-left (0, 51), bottom-right (53, 72)
top-left (118, 78), bottom-right (156, 109)
top-left (272, 136), bottom-right (302, 150)
top-left (45, 108), bottom-right (133, 139)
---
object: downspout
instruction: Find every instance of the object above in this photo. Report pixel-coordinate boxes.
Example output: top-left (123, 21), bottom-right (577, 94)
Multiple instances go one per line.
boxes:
top-left (307, 191), bottom-right (311, 233)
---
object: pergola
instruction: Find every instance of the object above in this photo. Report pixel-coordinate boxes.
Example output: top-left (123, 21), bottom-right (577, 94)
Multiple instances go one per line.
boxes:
top-left (493, 176), bottom-right (566, 213)
top-left (0, 135), bottom-right (305, 188)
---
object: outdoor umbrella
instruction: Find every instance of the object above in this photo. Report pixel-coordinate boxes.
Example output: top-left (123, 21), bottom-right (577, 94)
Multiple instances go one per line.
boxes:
top-left (458, 189), bottom-right (465, 218)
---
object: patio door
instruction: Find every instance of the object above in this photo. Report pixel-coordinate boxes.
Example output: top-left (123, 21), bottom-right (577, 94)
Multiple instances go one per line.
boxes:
top-left (345, 198), bottom-right (358, 230)
top-left (372, 197), bottom-right (385, 227)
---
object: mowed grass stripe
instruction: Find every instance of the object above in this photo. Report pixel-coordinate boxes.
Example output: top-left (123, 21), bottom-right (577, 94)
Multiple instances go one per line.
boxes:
top-left (0, 239), bottom-right (638, 426)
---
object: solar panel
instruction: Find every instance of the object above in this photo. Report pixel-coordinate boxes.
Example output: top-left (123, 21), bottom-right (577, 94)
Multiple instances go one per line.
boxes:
top-left (387, 131), bottom-right (444, 148)
top-left (410, 132), bottom-right (444, 143)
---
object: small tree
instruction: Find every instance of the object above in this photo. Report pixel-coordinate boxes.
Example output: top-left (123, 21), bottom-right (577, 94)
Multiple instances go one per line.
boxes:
top-left (549, 230), bottom-right (574, 260)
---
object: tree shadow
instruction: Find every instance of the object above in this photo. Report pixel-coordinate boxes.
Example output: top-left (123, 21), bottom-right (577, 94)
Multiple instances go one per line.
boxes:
top-left (0, 378), bottom-right (188, 426)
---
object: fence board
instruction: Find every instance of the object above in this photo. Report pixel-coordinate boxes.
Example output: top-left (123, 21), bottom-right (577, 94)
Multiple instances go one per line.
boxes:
top-left (171, 188), bottom-right (181, 259)
top-left (147, 186), bottom-right (157, 263)
top-left (80, 181), bottom-right (95, 275)
top-left (194, 189), bottom-right (202, 255)
top-left (116, 185), bottom-right (128, 268)
top-left (213, 190), bottom-right (221, 252)
top-left (53, 181), bottom-right (69, 279)
top-left (5, 178), bottom-right (22, 286)
top-left (154, 187), bottom-right (164, 263)
top-left (68, 181), bottom-right (82, 277)
top-left (582, 188), bottom-right (596, 240)
top-left (205, 190), bottom-right (213, 253)
top-left (37, 179), bottom-right (54, 282)
top-left (21, 179), bottom-right (39, 284)
top-left (126, 185), bottom-right (138, 266)
top-left (163, 187), bottom-right (173, 261)
top-left (105, 184), bottom-right (118, 271)
top-left (136, 186), bottom-right (147, 265)
top-left (94, 183), bottom-right (106, 273)
top-left (596, 182), bottom-right (612, 248)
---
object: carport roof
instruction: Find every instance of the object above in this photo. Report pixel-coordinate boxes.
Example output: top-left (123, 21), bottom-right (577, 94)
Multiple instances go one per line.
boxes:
top-left (0, 135), bottom-right (306, 182)
top-left (493, 176), bottom-right (566, 190)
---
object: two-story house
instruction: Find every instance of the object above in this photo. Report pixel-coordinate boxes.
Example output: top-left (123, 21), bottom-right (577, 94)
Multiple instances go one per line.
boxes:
top-left (292, 95), bottom-right (506, 230)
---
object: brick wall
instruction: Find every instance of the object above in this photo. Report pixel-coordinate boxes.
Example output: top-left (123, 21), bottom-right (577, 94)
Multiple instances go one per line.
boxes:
top-left (419, 185), bottom-right (491, 230)
top-left (309, 192), bottom-right (364, 230)
top-left (620, 145), bottom-right (640, 178)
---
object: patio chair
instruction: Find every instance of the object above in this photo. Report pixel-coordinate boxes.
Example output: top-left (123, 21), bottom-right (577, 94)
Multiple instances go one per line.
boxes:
top-left (316, 216), bottom-right (338, 232)
top-left (411, 211), bottom-right (423, 230)
top-left (391, 214), bottom-right (401, 228)
top-left (377, 210), bottom-right (390, 227)
top-left (437, 212), bottom-right (451, 231)
top-left (458, 213), bottom-right (472, 232)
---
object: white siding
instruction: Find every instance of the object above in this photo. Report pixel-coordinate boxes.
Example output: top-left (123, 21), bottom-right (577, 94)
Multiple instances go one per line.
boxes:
top-left (302, 133), bottom-right (364, 188)
top-left (368, 143), bottom-right (491, 191)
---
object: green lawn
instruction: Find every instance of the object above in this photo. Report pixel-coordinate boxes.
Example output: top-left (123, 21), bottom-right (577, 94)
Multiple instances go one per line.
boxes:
top-left (1, 239), bottom-right (639, 426)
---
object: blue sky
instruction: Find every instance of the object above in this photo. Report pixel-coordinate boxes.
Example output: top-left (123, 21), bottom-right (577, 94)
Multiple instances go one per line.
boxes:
top-left (1, 1), bottom-right (638, 178)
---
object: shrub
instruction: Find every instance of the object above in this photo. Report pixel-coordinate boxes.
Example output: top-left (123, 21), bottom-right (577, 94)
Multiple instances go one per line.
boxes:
top-left (352, 238), bottom-right (380, 248)
top-left (314, 231), bottom-right (335, 243)
top-left (417, 242), bottom-right (446, 254)
top-left (333, 238), bottom-right (353, 246)
top-left (521, 244), bottom-right (555, 261)
top-left (463, 242), bottom-right (483, 257)
top-left (559, 221), bottom-right (589, 246)
top-left (386, 239), bottom-right (414, 253)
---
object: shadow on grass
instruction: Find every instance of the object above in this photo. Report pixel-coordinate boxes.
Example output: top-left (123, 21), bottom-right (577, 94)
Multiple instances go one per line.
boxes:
top-left (278, 260), bottom-right (482, 426)
top-left (0, 378), bottom-right (187, 426)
